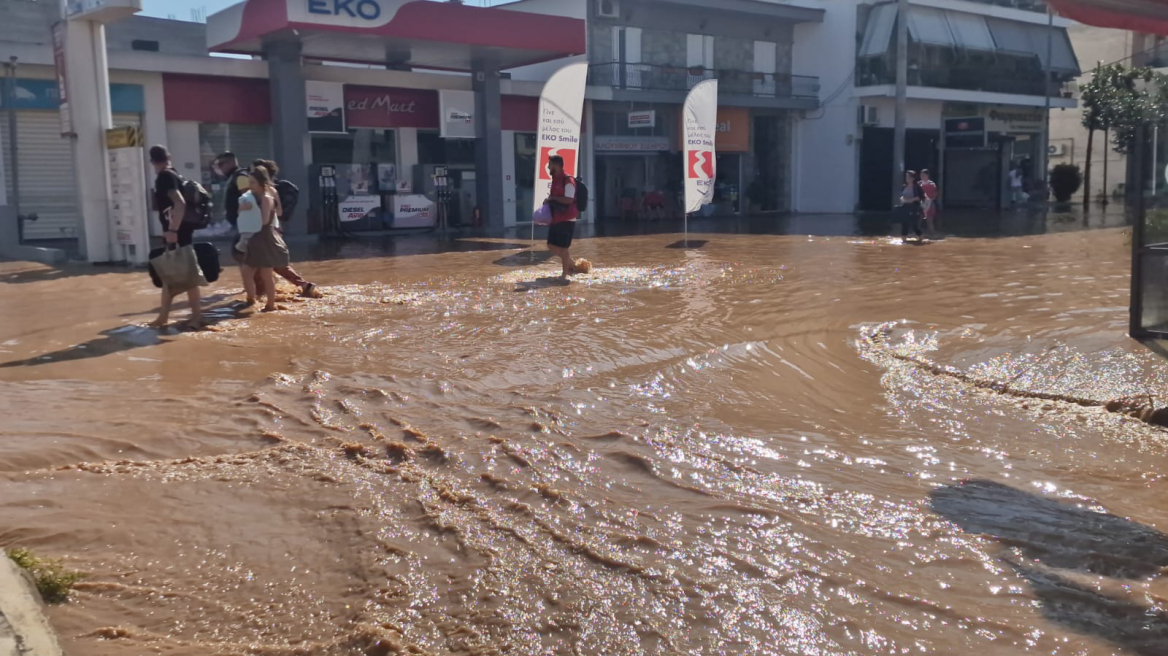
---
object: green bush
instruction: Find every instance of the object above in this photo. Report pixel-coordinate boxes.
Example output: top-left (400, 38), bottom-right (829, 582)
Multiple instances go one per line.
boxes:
top-left (7, 548), bottom-right (83, 603)
top-left (1050, 164), bottom-right (1083, 203)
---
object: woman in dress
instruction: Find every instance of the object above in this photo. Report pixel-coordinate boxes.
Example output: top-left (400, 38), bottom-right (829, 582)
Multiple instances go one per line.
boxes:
top-left (238, 166), bottom-right (289, 312)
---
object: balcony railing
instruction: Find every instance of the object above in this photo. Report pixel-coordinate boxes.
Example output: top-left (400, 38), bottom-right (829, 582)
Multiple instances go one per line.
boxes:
top-left (857, 61), bottom-right (1070, 98)
top-left (589, 63), bottom-right (820, 101)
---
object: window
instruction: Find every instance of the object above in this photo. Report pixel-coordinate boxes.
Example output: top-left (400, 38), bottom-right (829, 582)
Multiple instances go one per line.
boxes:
top-left (310, 129), bottom-right (396, 166)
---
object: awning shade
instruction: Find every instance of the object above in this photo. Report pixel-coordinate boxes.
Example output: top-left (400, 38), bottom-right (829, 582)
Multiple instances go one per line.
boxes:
top-left (946, 11), bottom-right (996, 51)
top-left (859, 3), bottom-right (898, 58)
top-left (858, 4), bottom-right (1081, 76)
top-left (986, 18), bottom-right (1080, 75)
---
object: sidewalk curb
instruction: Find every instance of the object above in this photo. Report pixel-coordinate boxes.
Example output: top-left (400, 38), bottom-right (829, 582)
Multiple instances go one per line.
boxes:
top-left (0, 555), bottom-right (64, 656)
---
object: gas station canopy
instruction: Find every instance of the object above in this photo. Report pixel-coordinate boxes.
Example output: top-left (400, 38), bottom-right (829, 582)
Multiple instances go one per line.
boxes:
top-left (1047, 0), bottom-right (1168, 35)
top-left (207, 0), bottom-right (587, 70)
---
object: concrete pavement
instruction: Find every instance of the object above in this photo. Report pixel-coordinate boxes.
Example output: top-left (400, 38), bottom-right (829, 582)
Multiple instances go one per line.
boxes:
top-left (0, 554), bottom-right (63, 656)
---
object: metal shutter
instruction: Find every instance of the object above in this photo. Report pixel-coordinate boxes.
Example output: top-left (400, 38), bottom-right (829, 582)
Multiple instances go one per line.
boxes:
top-left (0, 110), bottom-right (139, 241)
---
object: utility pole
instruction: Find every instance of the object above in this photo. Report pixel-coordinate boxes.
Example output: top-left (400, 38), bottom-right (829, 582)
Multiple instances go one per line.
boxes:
top-left (1041, 8), bottom-right (1053, 192)
top-left (892, 0), bottom-right (909, 206)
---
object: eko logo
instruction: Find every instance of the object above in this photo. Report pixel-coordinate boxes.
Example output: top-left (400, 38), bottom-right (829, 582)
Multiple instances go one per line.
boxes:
top-left (539, 147), bottom-right (576, 180)
top-left (688, 150), bottom-right (713, 179)
top-left (308, 0), bottom-right (383, 20)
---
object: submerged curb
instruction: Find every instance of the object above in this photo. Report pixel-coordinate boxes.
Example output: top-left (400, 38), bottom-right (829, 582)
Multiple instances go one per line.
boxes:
top-left (0, 554), bottom-right (63, 656)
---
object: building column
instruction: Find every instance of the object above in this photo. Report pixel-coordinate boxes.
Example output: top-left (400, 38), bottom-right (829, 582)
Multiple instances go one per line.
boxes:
top-left (473, 62), bottom-right (505, 230)
top-left (265, 39), bottom-right (310, 236)
top-left (65, 19), bottom-right (115, 262)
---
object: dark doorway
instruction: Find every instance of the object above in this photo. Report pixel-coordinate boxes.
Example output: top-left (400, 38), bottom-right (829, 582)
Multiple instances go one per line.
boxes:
top-left (859, 127), bottom-right (940, 211)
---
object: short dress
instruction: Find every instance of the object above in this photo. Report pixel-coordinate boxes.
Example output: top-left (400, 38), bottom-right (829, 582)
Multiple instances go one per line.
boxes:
top-left (244, 191), bottom-right (290, 269)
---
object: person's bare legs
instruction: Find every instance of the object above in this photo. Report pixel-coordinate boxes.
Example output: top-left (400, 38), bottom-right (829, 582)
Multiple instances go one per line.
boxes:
top-left (260, 268), bottom-right (278, 312)
top-left (549, 245), bottom-right (573, 278)
top-left (241, 265), bottom-right (258, 306)
top-left (185, 286), bottom-right (203, 329)
top-left (149, 286), bottom-right (173, 327)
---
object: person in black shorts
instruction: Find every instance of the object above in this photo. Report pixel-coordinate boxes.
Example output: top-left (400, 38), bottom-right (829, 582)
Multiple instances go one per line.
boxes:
top-left (149, 145), bottom-right (202, 329)
top-left (544, 155), bottom-right (579, 278)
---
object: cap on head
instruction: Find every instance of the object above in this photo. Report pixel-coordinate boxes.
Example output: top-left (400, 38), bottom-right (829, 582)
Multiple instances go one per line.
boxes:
top-left (148, 145), bottom-right (170, 164)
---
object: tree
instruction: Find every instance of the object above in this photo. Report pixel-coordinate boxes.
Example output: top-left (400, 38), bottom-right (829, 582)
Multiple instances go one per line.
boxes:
top-left (1079, 63), bottom-right (1168, 207)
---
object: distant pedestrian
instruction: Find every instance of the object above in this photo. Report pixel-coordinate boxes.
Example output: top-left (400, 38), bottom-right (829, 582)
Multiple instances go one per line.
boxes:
top-left (251, 159), bottom-right (317, 297)
top-left (919, 169), bottom-right (939, 237)
top-left (1009, 163), bottom-right (1027, 206)
top-left (148, 145), bottom-right (203, 329)
top-left (543, 155), bottom-right (578, 278)
top-left (238, 166), bottom-right (290, 312)
top-left (899, 170), bottom-right (924, 240)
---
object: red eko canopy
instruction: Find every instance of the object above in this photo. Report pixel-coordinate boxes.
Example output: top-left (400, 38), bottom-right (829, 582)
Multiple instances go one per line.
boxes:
top-left (1048, 0), bottom-right (1168, 35)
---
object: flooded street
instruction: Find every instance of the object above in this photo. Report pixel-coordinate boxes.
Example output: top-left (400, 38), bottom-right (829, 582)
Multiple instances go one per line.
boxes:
top-left (3, 228), bottom-right (1168, 655)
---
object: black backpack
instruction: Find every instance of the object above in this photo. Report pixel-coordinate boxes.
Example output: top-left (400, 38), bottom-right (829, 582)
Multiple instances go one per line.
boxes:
top-left (573, 177), bottom-right (589, 213)
top-left (276, 179), bottom-right (300, 221)
top-left (174, 171), bottom-right (213, 229)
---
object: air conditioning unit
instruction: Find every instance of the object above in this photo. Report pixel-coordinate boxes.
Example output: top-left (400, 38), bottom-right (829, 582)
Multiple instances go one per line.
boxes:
top-left (598, 0), bottom-right (621, 19)
top-left (1048, 142), bottom-right (1067, 157)
top-left (858, 105), bottom-right (879, 126)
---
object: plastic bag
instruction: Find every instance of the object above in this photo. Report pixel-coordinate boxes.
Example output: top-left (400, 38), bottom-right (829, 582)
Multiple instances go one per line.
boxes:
top-left (150, 245), bottom-right (208, 295)
top-left (532, 204), bottom-right (553, 226)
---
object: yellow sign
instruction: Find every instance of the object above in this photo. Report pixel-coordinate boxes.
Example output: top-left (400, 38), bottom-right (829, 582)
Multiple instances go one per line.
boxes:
top-left (105, 126), bottom-right (142, 149)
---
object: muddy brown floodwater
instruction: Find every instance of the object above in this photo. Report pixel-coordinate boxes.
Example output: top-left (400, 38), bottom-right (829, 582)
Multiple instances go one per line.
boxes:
top-left (2, 229), bottom-right (1168, 656)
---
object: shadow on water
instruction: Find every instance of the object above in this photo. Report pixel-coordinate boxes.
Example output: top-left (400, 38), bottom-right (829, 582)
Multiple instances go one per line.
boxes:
top-left (930, 480), bottom-right (1168, 654)
top-left (0, 300), bottom-right (244, 369)
top-left (513, 277), bottom-right (571, 292)
top-left (493, 250), bottom-right (555, 267)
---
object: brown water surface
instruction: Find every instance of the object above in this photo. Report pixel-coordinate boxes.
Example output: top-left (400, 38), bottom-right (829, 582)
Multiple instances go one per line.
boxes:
top-left (3, 230), bottom-right (1167, 655)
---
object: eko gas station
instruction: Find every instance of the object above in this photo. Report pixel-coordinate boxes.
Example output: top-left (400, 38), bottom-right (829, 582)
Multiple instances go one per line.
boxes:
top-left (0, 0), bottom-right (585, 265)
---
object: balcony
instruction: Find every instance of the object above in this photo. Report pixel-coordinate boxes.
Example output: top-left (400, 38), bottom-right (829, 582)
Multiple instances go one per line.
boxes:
top-left (857, 53), bottom-right (1073, 99)
top-left (588, 63), bottom-right (820, 106)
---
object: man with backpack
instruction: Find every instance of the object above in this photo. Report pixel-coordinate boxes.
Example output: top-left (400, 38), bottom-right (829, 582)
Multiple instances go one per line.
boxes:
top-left (214, 152), bottom-right (253, 229)
top-left (251, 159), bottom-right (317, 297)
top-left (149, 145), bottom-right (203, 329)
top-left (544, 155), bottom-right (583, 278)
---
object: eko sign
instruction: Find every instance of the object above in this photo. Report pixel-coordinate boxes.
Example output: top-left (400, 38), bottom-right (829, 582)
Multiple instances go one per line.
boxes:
top-left (293, 0), bottom-right (412, 26)
top-left (307, 0), bottom-right (384, 20)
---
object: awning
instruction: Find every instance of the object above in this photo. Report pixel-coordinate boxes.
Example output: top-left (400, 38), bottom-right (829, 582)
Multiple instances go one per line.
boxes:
top-left (858, 4), bottom-right (1080, 76)
top-left (986, 18), bottom-right (1080, 75)
top-left (859, 3), bottom-right (897, 58)
top-left (207, 0), bottom-right (586, 71)
top-left (1048, 0), bottom-right (1168, 36)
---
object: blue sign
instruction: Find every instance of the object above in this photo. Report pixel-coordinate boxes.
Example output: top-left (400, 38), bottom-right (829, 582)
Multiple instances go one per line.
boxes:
top-left (307, 0), bottom-right (383, 20)
top-left (0, 79), bottom-right (144, 113)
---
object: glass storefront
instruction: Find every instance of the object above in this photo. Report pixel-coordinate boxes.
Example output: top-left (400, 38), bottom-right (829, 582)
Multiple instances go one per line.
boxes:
top-left (310, 128), bottom-right (396, 165)
top-left (514, 132), bottom-right (537, 224)
top-left (198, 123), bottom-right (272, 224)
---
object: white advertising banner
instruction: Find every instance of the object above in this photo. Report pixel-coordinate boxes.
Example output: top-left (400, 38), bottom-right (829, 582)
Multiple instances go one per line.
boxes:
top-left (440, 89), bottom-right (477, 139)
top-left (533, 62), bottom-right (588, 209)
top-left (393, 194), bottom-right (436, 228)
top-left (306, 80), bottom-right (346, 133)
top-left (683, 79), bottom-right (718, 214)
top-left (339, 195), bottom-right (381, 222)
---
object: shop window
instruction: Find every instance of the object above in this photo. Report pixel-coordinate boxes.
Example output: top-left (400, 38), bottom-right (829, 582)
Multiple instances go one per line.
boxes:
top-left (418, 131), bottom-right (476, 166)
top-left (310, 129), bottom-right (396, 166)
top-left (198, 123), bottom-right (272, 224)
top-left (514, 133), bottom-right (537, 223)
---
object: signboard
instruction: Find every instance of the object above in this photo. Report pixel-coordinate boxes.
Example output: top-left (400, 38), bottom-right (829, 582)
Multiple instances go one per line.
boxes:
top-left (944, 117), bottom-right (987, 149)
top-left (296, 0), bottom-right (410, 27)
top-left (339, 195), bottom-right (381, 222)
top-left (715, 107), bottom-right (750, 153)
top-left (534, 62), bottom-right (588, 209)
top-left (51, 22), bottom-right (71, 135)
top-left (595, 136), bottom-right (670, 152)
top-left (306, 80), bottom-right (346, 133)
top-left (393, 194), bottom-right (436, 228)
top-left (106, 126), bottom-right (149, 262)
top-left (439, 90), bottom-right (477, 139)
top-left (344, 85), bottom-right (439, 129)
top-left (0, 78), bottom-right (143, 112)
top-left (628, 110), bottom-right (656, 129)
top-left (986, 108), bottom-right (1043, 133)
top-left (683, 79), bottom-right (717, 214)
